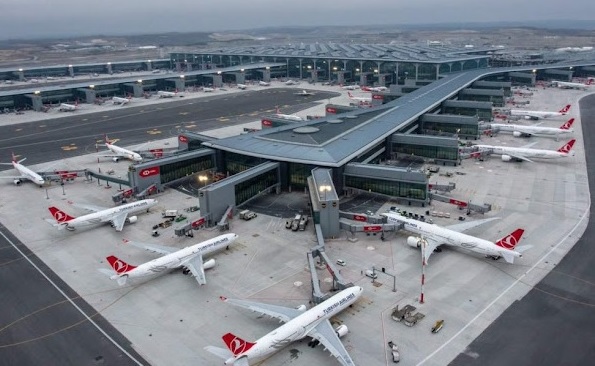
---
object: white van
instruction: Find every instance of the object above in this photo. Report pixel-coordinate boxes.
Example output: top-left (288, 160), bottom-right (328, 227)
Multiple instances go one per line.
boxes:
top-left (336, 259), bottom-right (346, 266)
top-left (364, 270), bottom-right (377, 279)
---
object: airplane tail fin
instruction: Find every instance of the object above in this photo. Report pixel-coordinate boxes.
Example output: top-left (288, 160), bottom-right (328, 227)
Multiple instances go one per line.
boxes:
top-left (104, 134), bottom-right (111, 144)
top-left (495, 228), bottom-right (524, 250)
top-left (106, 255), bottom-right (137, 274)
top-left (48, 206), bottom-right (75, 222)
top-left (222, 332), bottom-right (256, 356)
top-left (559, 104), bottom-right (571, 114)
top-left (275, 106), bottom-right (280, 114)
top-left (348, 91), bottom-right (353, 98)
top-left (587, 79), bottom-right (593, 86)
top-left (560, 118), bottom-right (575, 130)
top-left (557, 139), bottom-right (576, 155)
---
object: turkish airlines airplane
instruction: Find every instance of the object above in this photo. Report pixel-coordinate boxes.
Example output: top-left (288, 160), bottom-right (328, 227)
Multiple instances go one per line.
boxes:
top-left (361, 86), bottom-right (388, 92)
top-left (274, 107), bottom-right (303, 121)
top-left (487, 118), bottom-right (575, 139)
top-left (157, 90), bottom-right (177, 98)
top-left (58, 102), bottom-right (78, 112)
top-left (100, 233), bottom-right (238, 286)
top-left (382, 212), bottom-right (528, 264)
top-left (258, 81), bottom-right (270, 86)
top-left (294, 89), bottom-right (315, 96)
top-left (347, 92), bottom-right (372, 103)
top-left (474, 139), bottom-right (576, 162)
top-left (553, 79), bottom-right (593, 90)
top-left (510, 104), bottom-right (571, 120)
top-left (205, 286), bottom-right (363, 366)
top-left (112, 96), bottom-right (131, 105)
top-left (341, 84), bottom-right (359, 90)
top-left (237, 84), bottom-right (248, 90)
top-left (0, 153), bottom-right (46, 186)
top-left (99, 134), bottom-right (143, 162)
top-left (203, 87), bottom-right (215, 92)
top-left (46, 199), bottom-right (157, 231)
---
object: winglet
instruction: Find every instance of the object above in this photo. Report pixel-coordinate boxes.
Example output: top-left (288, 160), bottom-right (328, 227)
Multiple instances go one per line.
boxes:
top-left (222, 333), bottom-right (256, 356)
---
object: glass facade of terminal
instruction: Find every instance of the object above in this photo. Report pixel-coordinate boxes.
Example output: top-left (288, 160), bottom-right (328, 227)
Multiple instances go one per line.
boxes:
top-left (223, 152), bottom-right (266, 175)
top-left (443, 106), bottom-right (493, 120)
top-left (289, 163), bottom-right (315, 189)
top-left (235, 169), bottom-right (278, 206)
top-left (159, 155), bottom-right (214, 184)
top-left (344, 175), bottom-right (427, 201)
top-left (422, 122), bottom-right (479, 139)
top-left (392, 143), bottom-right (459, 161)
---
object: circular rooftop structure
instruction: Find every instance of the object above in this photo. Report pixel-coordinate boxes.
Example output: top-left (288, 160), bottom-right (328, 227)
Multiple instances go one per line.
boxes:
top-left (293, 126), bottom-right (320, 134)
top-left (328, 119), bottom-right (344, 124)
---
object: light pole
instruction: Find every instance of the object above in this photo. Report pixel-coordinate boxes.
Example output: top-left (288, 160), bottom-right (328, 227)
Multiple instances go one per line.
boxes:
top-left (319, 185), bottom-right (332, 202)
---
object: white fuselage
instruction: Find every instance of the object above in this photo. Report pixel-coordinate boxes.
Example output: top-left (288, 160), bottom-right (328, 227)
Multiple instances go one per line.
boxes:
top-left (510, 109), bottom-right (563, 119)
top-left (114, 233), bottom-right (238, 281)
top-left (384, 214), bottom-right (521, 259)
top-left (65, 199), bottom-right (157, 230)
top-left (490, 123), bottom-right (573, 137)
top-left (554, 81), bottom-right (590, 90)
top-left (13, 161), bottom-right (45, 185)
top-left (59, 103), bottom-right (76, 111)
top-left (106, 142), bottom-right (142, 162)
top-left (112, 97), bottom-right (130, 105)
top-left (475, 144), bottom-right (573, 160)
top-left (275, 114), bottom-right (303, 121)
top-left (158, 91), bottom-right (175, 98)
top-left (348, 94), bottom-right (371, 102)
top-left (228, 286), bottom-right (362, 364)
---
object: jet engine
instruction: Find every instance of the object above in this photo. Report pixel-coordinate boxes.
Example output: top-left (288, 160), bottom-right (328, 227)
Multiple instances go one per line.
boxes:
top-left (126, 216), bottom-right (138, 224)
top-left (407, 236), bottom-right (423, 248)
top-left (501, 155), bottom-right (512, 162)
top-left (112, 157), bottom-right (120, 162)
top-left (512, 131), bottom-right (530, 137)
top-left (335, 325), bottom-right (349, 338)
top-left (524, 115), bottom-right (539, 120)
top-left (13, 179), bottom-right (22, 185)
top-left (203, 258), bottom-right (216, 270)
top-left (295, 304), bottom-right (307, 312)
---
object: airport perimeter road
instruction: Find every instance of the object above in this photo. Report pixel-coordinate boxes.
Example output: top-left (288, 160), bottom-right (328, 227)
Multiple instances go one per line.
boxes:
top-left (0, 88), bottom-right (339, 167)
top-left (449, 94), bottom-right (595, 366)
top-left (0, 224), bottom-right (148, 366)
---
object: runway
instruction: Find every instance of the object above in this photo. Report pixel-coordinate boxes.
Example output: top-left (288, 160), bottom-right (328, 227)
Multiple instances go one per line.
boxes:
top-left (0, 224), bottom-right (148, 365)
top-left (0, 88), bottom-right (339, 167)
top-left (449, 93), bottom-right (595, 366)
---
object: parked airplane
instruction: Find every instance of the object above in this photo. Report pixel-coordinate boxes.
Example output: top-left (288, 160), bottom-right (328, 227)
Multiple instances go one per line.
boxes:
top-left (258, 81), bottom-right (270, 86)
top-left (205, 286), bottom-right (363, 366)
top-left (112, 96), bottom-right (131, 105)
top-left (99, 134), bottom-right (143, 162)
top-left (361, 86), bottom-right (388, 92)
top-left (157, 90), bottom-right (177, 98)
top-left (46, 199), bottom-right (157, 232)
top-left (473, 139), bottom-right (576, 162)
top-left (294, 90), bottom-right (315, 96)
top-left (100, 233), bottom-right (238, 286)
top-left (486, 118), bottom-right (574, 139)
top-left (203, 87), bottom-right (215, 92)
top-left (347, 91), bottom-right (372, 103)
top-left (285, 80), bottom-right (299, 85)
top-left (58, 102), bottom-right (78, 112)
top-left (342, 84), bottom-right (360, 90)
top-left (274, 107), bottom-right (303, 121)
top-left (0, 153), bottom-right (46, 186)
top-left (510, 104), bottom-right (571, 120)
top-left (382, 212), bottom-right (528, 264)
top-left (553, 79), bottom-right (593, 90)
top-left (237, 84), bottom-right (248, 90)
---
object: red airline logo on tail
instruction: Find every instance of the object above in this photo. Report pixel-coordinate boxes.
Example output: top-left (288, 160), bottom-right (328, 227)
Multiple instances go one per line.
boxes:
top-left (106, 256), bottom-right (136, 274)
top-left (495, 228), bottom-right (524, 249)
top-left (48, 207), bottom-right (75, 222)
top-left (559, 104), bottom-right (571, 114)
top-left (558, 139), bottom-right (576, 154)
top-left (222, 333), bottom-right (256, 356)
top-left (560, 118), bottom-right (574, 130)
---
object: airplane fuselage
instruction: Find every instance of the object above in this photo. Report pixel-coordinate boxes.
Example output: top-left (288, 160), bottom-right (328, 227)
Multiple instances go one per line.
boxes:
top-left (12, 161), bottom-right (45, 186)
top-left (275, 114), bottom-right (302, 121)
top-left (490, 124), bottom-right (573, 137)
top-left (475, 145), bottom-right (573, 160)
top-left (64, 199), bottom-right (157, 230)
top-left (227, 287), bottom-right (362, 364)
top-left (510, 110), bottom-right (563, 119)
top-left (106, 143), bottom-right (142, 162)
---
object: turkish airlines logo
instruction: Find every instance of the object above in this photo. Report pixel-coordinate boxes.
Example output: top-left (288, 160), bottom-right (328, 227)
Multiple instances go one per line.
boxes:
top-left (498, 234), bottom-right (518, 249)
top-left (228, 336), bottom-right (250, 355)
top-left (372, 94), bottom-right (384, 100)
top-left (326, 107), bottom-right (337, 114)
top-left (559, 140), bottom-right (574, 154)
top-left (364, 225), bottom-right (382, 232)
top-left (113, 259), bottom-right (128, 273)
top-left (53, 210), bottom-right (66, 222)
top-left (561, 118), bottom-right (574, 130)
top-left (262, 120), bottom-right (272, 126)
top-left (139, 167), bottom-right (159, 178)
top-left (353, 215), bottom-right (366, 222)
top-left (178, 135), bottom-right (188, 143)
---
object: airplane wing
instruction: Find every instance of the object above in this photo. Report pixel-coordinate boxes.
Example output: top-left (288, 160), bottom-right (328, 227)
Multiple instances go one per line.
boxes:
top-left (222, 298), bottom-right (303, 323)
top-left (103, 212), bottom-right (128, 231)
top-left (308, 319), bottom-right (355, 366)
top-left (72, 202), bottom-right (109, 213)
top-left (506, 153), bottom-right (534, 163)
top-left (125, 240), bottom-right (177, 255)
top-left (0, 175), bottom-right (26, 180)
top-left (445, 217), bottom-right (500, 232)
top-left (181, 254), bottom-right (207, 285)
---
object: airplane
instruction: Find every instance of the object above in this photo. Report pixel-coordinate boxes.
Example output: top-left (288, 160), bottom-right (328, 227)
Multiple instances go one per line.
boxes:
top-left (100, 233), bottom-right (238, 286)
top-left (473, 138), bottom-right (576, 162)
top-left (382, 212), bottom-right (528, 264)
top-left (203, 87), bottom-right (215, 92)
top-left (510, 104), bottom-right (571, 120)
top-left (294, 90), bottom-right (315, 96)
top-left (285, 80), bottom-right (299, 85)
top-left (237, 84), bottom-right (248, 90)
top-left (341, 84), bottom-right (359, 90)
top-left (0, 153), bottom-right (46, 186)
top-left (553, 79), bottom-right (593, 90)
top-left (46, 198), bottom-right (158, 232)
top-left (58, 102), bottom-right (78, 112)
top-left (273, 107), bottom-right (303, 121)
top-left (258, 81), bottom-right (270, 86)
top-left (112, 96), bottom-right (131, 105)
top-left (205, 286), bottom-right (363, 366)
top-left (485, 118), bottom-right (575, 139)
top-left (98, 134), bottom-right (143, 162)
top-left (157, 90), bottom-right (177, 98)
top-left (347, 91), bottom-right (372, 103)
top-left (361, 86), bottom-right (388, 92)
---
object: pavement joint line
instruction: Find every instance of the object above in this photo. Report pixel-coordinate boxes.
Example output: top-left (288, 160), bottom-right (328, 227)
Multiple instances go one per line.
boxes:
top-left (0, 228), bottom-right (146, 366)
top-left (416, 201), bottom-right (591, 366)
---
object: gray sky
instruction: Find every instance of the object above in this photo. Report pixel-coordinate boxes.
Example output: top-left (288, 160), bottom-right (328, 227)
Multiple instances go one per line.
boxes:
top-left (2, 0), bottom-right (594, 40)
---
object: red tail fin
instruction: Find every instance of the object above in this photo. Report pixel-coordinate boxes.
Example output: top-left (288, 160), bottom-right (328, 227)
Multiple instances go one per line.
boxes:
top-left (560, 118), bottom-right (574, 130)
top-left (348, 91), bottom-right (353, 98)
top-left (557, 139), bottom-right (576, 153)
top-left (559, 104), bottom-right (571, 114)
top-left (104, 134), bottom-right (111, 144)
top-left (106, 256), bottom-right (136, 274)
top-left (495, 229), bottom-right (524, 249)
top-left (222, 333), bottom-right (256, 356)
top-left (587, 79), bottom-right (593, 85)
top-left (48, 207), bottom-right (75, 222)
top-left (11, 152), bottom-right (18, 163)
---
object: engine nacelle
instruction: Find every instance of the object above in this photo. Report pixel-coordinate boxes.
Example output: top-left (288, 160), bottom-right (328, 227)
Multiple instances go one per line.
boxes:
top-left (112, 157), bottom-right (120, 162)
top-left (512, 131), bottom-right (522, 137)
top-left (126, 215), bottom-right (138, 224)
top-left (335, 325), bottom-right (349, 338)
top-left (295, 304), bottom-right (307, 312)
top-left (407, 236), bottom-right (423, 248)
top-left (524, 115), bottom-right (539, 120)
top-left (203, 258), bottom-right (216, 270)
top-left (13, 179), bottom-right (22, 185)
top-left (501, 155), bottom-right (512, 162)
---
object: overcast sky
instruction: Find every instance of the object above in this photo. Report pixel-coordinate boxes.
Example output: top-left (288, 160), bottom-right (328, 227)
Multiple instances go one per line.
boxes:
top-left (1, 0), bottom-right (594, 40)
